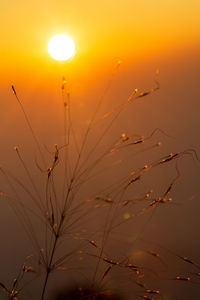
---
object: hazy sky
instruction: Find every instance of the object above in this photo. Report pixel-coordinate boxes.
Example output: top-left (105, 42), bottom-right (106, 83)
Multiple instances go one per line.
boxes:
top-left (1, 0), bottom-right (200, 86)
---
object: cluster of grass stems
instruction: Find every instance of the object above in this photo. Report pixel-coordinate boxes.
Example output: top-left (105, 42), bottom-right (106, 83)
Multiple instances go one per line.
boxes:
top-left (0, 65), bottom-right (199, 300)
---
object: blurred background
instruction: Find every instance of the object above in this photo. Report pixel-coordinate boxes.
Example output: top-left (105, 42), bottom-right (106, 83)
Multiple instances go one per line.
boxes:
top-left (0, 1), bottom-right (200, 299)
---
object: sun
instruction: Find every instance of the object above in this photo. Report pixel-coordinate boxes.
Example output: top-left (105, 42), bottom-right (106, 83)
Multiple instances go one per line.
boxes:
top-left (48, 34), bottom-right (75, 61)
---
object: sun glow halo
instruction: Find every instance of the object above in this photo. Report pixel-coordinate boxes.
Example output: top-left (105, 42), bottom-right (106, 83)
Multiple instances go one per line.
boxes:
top-left (48, 34), bottom-right (75, 61)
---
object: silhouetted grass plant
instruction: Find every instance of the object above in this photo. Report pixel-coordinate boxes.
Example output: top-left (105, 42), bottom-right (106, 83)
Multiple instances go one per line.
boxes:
top-left (0, 65), bottom-right (199, 300)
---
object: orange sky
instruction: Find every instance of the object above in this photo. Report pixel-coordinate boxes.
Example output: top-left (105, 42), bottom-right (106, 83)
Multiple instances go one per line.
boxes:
top-left (0, 0), bottom-right (200, 148)
top-left (1, 0), bottom-right (200, 87)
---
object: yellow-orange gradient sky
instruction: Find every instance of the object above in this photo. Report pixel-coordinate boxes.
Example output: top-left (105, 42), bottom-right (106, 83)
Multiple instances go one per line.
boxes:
top-left (1, 0), bottom-right (200, 87)
top-left (1, 0), bottom-right (199, 145)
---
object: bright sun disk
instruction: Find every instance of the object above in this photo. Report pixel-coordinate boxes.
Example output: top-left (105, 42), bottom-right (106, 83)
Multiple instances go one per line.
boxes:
top-left (48, 34), bottom-right (75, 61)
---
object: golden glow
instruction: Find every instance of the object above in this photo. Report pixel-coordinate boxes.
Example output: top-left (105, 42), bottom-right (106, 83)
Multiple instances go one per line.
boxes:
top-left (48, 34), bottom-right (75, 61)
top-left (0, 1), bottom-right (199, 86)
